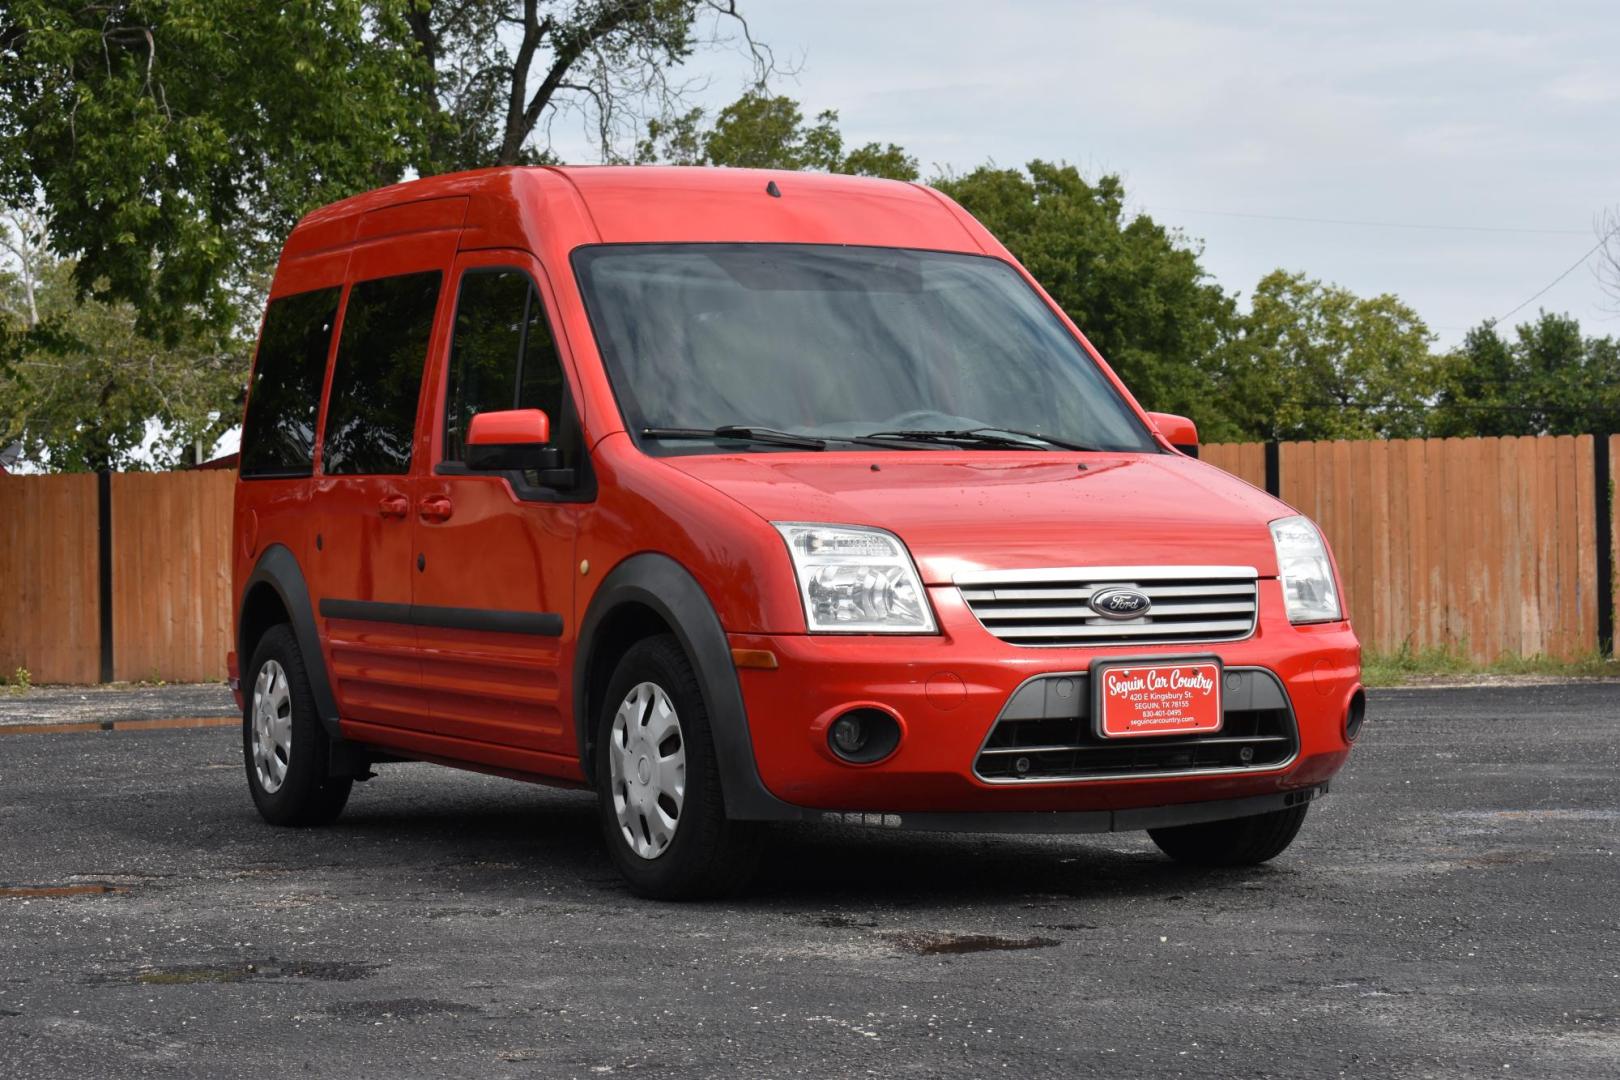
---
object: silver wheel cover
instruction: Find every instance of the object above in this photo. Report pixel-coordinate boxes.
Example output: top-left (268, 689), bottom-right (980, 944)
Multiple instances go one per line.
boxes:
top-left (251, 660), bottom-right (293, 794)
top-left (609, 681), bottom-right (686, 860)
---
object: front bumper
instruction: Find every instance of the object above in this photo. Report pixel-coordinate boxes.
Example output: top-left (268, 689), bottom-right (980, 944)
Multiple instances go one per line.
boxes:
top-left (728, 579), bottom-right (1361, 816)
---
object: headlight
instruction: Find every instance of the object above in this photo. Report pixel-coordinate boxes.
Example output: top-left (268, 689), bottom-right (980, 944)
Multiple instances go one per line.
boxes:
top-left (774, 523), bottom-right (936, 633)
top-left (1269, 515), bottom-right (1342, 624)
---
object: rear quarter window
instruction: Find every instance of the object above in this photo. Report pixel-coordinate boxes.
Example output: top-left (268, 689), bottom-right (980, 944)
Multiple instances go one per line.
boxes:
top-left (239, 287), bottom-right (341, 478)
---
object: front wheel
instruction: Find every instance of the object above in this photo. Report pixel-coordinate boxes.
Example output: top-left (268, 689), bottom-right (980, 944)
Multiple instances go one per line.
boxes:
top-left (1148, 804), bottom-right (1309, 867)
top-left (243, 625), bottom-right (352, 827)
top-left (594, 635), bottom-right (762, 899)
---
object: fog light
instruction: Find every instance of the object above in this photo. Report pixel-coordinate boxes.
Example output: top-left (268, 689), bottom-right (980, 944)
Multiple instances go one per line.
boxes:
top-left (825, 708), bottom-right (902, 764)
top-left (831, 714), bottom-right (868, 755)
top-left (1344, 690), bottom-right (1367, 742)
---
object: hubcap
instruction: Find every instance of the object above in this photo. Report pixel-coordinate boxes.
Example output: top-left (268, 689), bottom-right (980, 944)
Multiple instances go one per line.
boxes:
top-left (608, 681), bottom-right (686, 860)
top-left (251, 660), bottom-right (293, 794)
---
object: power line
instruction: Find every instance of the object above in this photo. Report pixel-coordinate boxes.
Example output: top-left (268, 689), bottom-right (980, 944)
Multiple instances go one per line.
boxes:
top-left (1493, 225), bottom-right (1620, 324)
top-left (1150, 206), bottom-right (1588, 236)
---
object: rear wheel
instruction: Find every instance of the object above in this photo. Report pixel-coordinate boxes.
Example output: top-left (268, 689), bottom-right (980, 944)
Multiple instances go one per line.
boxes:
top-left (1148, 804), bottom-right (1309, 867)
top-left (243, 625), bottom-right (352, 827)
top-left (594, 635), bottom-right (761, 899)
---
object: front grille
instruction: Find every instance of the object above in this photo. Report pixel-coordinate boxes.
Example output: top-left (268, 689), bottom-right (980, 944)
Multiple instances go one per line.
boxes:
top-left (955, 565), bottom-right (1259, 648)
top-left (975, 667), bottom-right (1297, 782)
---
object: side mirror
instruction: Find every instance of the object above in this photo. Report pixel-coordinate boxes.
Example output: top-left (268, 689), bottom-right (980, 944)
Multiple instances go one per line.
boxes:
top-left (466, 408), bottom-right (561, 471)
top-left (1146, 412), bottom-right (1199, 457)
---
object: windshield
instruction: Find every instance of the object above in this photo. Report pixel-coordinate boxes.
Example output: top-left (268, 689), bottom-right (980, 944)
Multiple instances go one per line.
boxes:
top-left (571, 244), bottom-right (1157, 454)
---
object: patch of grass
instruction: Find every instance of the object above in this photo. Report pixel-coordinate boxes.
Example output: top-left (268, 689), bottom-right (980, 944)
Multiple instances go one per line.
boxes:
top-left (1363, 643), bottom-right (1619, 687)
top-left (3, 667), bottom-right (30, 695)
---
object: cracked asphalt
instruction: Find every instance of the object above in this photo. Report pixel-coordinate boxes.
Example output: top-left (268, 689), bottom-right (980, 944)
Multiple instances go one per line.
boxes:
top-left (1, 683), bottom-right (1616, 1078)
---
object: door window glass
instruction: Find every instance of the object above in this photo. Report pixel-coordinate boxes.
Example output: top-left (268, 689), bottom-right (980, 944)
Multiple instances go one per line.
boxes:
top-left (444, 268), bottom-right (579, 473)
top-left (239, 287), bottom-right (341, 477)
top-left (321, 271), bottom-right (442, 475)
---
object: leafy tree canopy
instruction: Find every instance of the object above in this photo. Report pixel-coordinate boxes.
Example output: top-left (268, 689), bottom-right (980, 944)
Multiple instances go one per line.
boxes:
top-left (0, 248), bottom-right (237, 470)
top-left (1431, 312), bottom-right (1620, 438)
top-left (0, 1), bottom-right (773, 333)
top-left (935, 161), bottom-right (1242, 440)
top-left (637, 92), bottom-right (918, 179)
top-left (1219, 270), bottom-right (1438, 441)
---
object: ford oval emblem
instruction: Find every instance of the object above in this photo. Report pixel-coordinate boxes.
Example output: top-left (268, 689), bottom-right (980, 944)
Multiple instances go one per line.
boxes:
top-left (1090, 586), bottom-right (1151, 620)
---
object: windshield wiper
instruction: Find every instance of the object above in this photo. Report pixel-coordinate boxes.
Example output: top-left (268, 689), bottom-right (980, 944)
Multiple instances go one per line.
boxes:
top-left (642, 425), bottom-right (828, 450)
top-left (860, 427), bottom-right (1103, 452)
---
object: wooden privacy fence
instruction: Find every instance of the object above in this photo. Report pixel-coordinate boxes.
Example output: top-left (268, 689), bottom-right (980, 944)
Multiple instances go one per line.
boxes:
top-left (1205, 434), bottom-right (1619, 662)
top-left (0, 470), bottom-right (234, 684)
top-left (0, 434), bottom-right (1615, 683)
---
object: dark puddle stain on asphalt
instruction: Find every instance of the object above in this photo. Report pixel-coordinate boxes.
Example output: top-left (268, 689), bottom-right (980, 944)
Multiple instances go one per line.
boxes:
top-left (92, 959), bottom-right (376, 986)
top-left (0, 883), bottom-right (126, 898)
top-left (813, 914), bottom-right (880, 929)
top-left (321, 998), bottom-right (479, 1022)
top-left (1034, 922), bottom-right (1099, 932)
top-left (882, 931), bottom-right (1061, 956)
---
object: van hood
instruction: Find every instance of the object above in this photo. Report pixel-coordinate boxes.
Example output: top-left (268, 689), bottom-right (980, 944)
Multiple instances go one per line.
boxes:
top-left (664, 452), bottom-right (1289, 583)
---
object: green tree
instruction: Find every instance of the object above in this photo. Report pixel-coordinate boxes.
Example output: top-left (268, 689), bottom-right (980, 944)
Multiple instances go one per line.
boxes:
top-left (934, 161), bottom-right (1242, 439)
top-left (0, 1), bottom-right (775, 333)
top-left (0, 1), bottom-right (427, 337)
top-left (1220, 270), bottom-right (1438, 441)
top-left (637, 92), bottom-right (918, 179)
top-left (1431, 312), bottom-right (1620, 436)
top-left (0, 250), bottom-right (239, 470)
top-left (0, 1), bottom-right (775, 471)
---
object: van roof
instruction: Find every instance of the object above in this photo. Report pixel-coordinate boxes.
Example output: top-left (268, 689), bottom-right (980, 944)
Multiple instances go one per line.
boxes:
top-left (280, 165), bottom-right (992, 263)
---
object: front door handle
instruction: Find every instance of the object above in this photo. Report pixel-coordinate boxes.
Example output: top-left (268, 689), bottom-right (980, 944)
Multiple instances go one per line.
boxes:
top-left (418, 494), bottom-right (454, 524)
top-left (378, 494), bottom-right (409, 519)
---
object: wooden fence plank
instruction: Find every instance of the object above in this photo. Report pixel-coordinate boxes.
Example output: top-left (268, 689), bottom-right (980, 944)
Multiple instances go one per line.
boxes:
top-left (1366, 440), bottom-right (1391, 650)
top-left (1573, 435), bottom-right (1597, 657)
top-left (1493, 438), bottom-right (1517, 657)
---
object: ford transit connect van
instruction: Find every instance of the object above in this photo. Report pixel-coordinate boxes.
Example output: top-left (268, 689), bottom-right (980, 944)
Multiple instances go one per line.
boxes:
top-left (231, 166), bottom-right (1363, 898)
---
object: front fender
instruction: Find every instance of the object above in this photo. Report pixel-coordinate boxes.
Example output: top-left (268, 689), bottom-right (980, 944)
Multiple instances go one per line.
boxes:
top-left (573, 552), bottom-right (801, 821)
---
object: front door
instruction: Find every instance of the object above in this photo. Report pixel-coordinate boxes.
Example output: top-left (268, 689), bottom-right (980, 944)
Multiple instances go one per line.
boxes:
top-left (409, 251), bottom-right (586, 761)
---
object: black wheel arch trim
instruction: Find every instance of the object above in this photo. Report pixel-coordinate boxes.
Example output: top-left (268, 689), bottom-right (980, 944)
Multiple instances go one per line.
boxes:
top-left (240, 544), bottom-right (342, 739)
top-left (573, 552), bottom-right (798, 821)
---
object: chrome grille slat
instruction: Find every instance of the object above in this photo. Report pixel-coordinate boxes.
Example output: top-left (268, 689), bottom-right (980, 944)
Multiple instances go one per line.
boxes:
top-left (979, 600), bottom-right (1255, 620)
top-left (955, 564), bottom-right (1260, 648)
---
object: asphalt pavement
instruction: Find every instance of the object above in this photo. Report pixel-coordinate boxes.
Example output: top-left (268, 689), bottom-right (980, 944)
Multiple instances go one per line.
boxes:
top-left (1, 683), bottom-right (1616, 1078)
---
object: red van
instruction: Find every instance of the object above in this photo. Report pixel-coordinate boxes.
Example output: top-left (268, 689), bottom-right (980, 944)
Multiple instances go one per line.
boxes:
top-left (231, 166), bottom-right (1363, 898)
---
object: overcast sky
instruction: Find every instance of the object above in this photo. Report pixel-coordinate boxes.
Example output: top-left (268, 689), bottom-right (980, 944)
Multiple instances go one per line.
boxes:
top-left (557, 0), bottom-right (1620, 348)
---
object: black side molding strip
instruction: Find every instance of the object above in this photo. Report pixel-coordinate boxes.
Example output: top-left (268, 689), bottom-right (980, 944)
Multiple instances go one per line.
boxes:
top-left (319, 598), bottom-right (563, 637)
top-left (320, 599), bottom-right (412, 625)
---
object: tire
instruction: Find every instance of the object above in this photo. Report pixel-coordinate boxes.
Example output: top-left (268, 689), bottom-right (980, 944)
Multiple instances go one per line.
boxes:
top-left (594, 634), bottom-right (762, 900)
top-left (1148, 803), bottom-right (1309, 867)
top-left (243, 624), bottom-right (352, 827)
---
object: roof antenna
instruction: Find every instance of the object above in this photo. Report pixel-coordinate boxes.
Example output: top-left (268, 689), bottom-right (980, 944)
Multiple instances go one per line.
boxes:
top-left (765, 180), bottom-right (781, 198)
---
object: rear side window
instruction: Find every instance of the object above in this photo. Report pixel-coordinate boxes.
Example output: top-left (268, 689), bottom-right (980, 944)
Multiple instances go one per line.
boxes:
top-left (321, 271), bottom-right (442, 475)
top-left (443, 268), bottom-right (579, 473)
top-left (240, 287), bottom-right (341, 477)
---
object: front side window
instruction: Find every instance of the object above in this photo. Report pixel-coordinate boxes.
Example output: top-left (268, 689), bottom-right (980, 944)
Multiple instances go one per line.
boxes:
top-left (321, 271), bottom-right (442, 475)
top-left (571, 244), bottom-right (1155, 454)
top-left (240, 286), bottom-right (341, 477)
top-left (443, 267), bottom-right (580, 474)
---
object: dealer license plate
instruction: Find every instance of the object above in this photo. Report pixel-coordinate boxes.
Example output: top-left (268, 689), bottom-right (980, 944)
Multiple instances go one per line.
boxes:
top-left (1093, 659), bottom-right (1223, 739)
